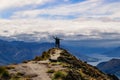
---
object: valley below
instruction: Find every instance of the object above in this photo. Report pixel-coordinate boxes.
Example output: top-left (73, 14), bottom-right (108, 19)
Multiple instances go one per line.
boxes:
top-left (88, 54), bottom-right (120, 66)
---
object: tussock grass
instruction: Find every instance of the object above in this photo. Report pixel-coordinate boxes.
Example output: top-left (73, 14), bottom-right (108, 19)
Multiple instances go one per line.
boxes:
top-left (0, 66), bottom-right (10, 79)
top-left (52, 71), bottom-right (67, 80)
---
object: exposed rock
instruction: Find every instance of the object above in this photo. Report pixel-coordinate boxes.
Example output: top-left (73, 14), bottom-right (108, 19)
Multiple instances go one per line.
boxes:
top-left (0, 48), bottom-right (119, 80)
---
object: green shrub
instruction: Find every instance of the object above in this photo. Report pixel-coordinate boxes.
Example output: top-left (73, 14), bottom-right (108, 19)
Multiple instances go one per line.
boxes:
top-left (0, 66), bottom-right (10, 79)
top-left (6, 66), bottom-right (15, 69)
top-left (47, 69), bottom-right (55, 73)
top-left (16, 72), bottom-right (25, 76)
top-left (41, 51), bottom-right (50, 60)
top-left (34, 56), bottom-right (42, 61)
top-left (34, 51), bottom-right (50, 61)
top-left (53, 71), bottom-right (67, 79)
top-left (22, 60), bottom-right (29, 63)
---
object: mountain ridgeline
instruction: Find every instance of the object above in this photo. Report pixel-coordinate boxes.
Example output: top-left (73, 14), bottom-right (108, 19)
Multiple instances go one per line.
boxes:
top-left (0, 39), bottom-right (99, 65)
top-left (97, 59), bottom-right (120, 78)
top-left (0, 40), bottom-right (54, 65)
top-left (0, 48), bottom-right (119, 80)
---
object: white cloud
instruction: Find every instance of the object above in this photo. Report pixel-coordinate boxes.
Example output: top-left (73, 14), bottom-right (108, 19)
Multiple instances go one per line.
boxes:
top-left (0, 0), bottom-right (53, 11)
top-left (11, 0), bottom-right (100, 18)
top-left (0, 18), bottom-right (120, 41)
top-left (11, 0), bottom-right (120, 21)
top-left (0, 0), bottom-right (120, 42)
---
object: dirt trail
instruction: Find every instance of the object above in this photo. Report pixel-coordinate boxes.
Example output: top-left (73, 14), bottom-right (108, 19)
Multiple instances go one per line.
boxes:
top-left (50, 49), bottom-right (62, 60)
top-left (8, 49), bottom-right (64, 80)
top-left (27, 62), bottom-right (51, 80)
top-left (9, 61), bottom-right (51, 80)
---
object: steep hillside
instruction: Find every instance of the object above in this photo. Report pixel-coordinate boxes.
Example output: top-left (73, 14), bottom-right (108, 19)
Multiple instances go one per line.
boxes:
top-left (0, 48), bottom-right (118, 80)
top-left (97, 59), bottom-right (120, 78)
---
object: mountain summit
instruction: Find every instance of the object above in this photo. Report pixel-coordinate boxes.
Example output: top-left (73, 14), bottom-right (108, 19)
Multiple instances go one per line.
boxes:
top-left (0, 48), bottom-right (119, 80)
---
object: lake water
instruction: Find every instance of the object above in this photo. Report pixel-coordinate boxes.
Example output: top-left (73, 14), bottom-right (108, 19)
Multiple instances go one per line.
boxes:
top-left (88, 54), bottom-right (120, 66)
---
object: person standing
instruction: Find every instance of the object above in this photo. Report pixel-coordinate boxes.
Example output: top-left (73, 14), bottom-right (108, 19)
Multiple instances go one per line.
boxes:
top-left (53, 36), bottom-right (61, 48)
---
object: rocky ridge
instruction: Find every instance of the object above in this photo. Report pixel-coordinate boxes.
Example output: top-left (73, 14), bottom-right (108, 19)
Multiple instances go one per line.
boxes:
top-left (0, 48), bottom-right (119, 80)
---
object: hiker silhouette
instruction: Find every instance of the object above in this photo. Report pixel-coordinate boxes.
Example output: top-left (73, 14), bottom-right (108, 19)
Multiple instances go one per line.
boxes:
top-left (53, 36), bottom-right (61, 48)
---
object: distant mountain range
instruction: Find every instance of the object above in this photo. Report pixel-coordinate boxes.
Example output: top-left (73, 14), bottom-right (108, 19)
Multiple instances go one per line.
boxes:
top-left (0, 39), bottom-right (99, 65)
top-left (97, 59), bottom-right (120, 78)
top-left (0, 40), bottom-right (54, 65)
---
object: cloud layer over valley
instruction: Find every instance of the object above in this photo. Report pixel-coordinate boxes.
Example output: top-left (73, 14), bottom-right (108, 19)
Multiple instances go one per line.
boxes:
top-left (0, 0), bottom-right (120, 46)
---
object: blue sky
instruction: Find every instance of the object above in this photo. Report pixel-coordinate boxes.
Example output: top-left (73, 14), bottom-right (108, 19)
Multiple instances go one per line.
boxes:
top-left (0, 0), bottom-right (120, 20)
top-left (0, 0), bottom-right (120, 42)
top-left (0, 0), bottom-right (85, 19)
